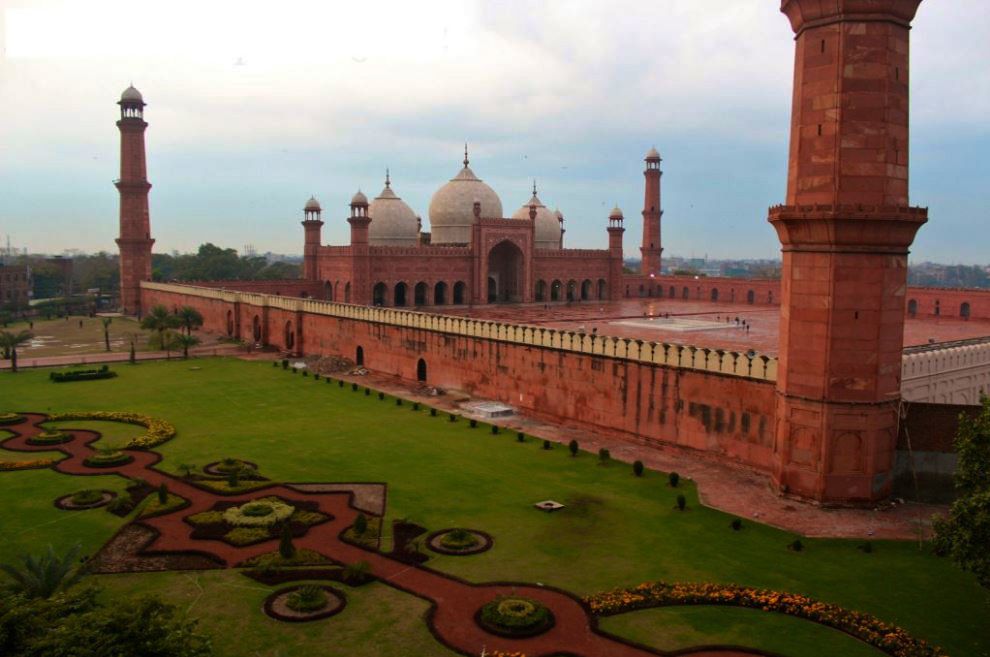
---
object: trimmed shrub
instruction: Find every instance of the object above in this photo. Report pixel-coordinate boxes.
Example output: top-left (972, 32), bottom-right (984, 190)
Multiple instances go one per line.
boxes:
top-left (224, 497), bottom-right (294, 527)
top-left (225, 527), bottom-right (271, 546)
top-left (378, 392), bottom-right (385, 400)
top-left (70, 489), bottom-right (104, 506)
top-left (343, 560), bottom-right (372, 584)
top-left (302, 370), bottom-right (309, 377)
top-left (633, 460), bottom-right (644, 477)
top-left (0, 412), bottom-right (24, 425)
top-left (50, 365), bottom-right (117, 383)
top-left (354, 512), bottom-right (368, 536)
top-left (282, 359), bottom-right (289, 369)
top-left (364, 387), bottom-right (370, 395)
top-left (676, 494), bottom-right (687, 511)
top-left (491, 425), bottom-right (498, 435)
top-left (286, 585), bottom-right (329, 612)
top-left (669, 471), bottom-right (680, 488)
top-left (273, 360), bottom-right (279, 367)
top-left (412, 402), bottom-right (420, 411)
top-left (187, 510), bottom-right (224, 526)
top-left (28, 430), bottom-right (70, 446)
top-left (858, 541), bottom-right (873, 554)
top-left (83, 450), bottom-right (131, 468)
top-left (157, 483), bottom-right (168, 505)
top-left (731, 518), bottom-right (743, 531)
top-left (314, 373), bottom-right (321, 381)
top-left (439, 528), bottom-right (480, 551)
top-left (48, 412), bottom-right (176, 450)
top-left (478, 596), bottom-right (554, 638)
top-left (568, 439), bottom-right (579, 457)
top-left (430, 408), bottom-right (437, 417)
top-left (543, 440), bottom-right (552, 450)
top-left (598, 447), bottom-right (610, 463)
top-left (279, 523), bottom-right (296, 558)
top-left (351, 382), bottom-right (357, 391)
top-left (449, 414), bottom-right (457, 422)
top-left (469, 419), bottom-right (478, 428)
top-left (106, 495), bottom-right (134, 515)
top-left (395, 398), bottom-right (402, 406)
top-left (789, 539), bottom-right (804, 552)
top-left (517, 432), bottom-right (525, 443)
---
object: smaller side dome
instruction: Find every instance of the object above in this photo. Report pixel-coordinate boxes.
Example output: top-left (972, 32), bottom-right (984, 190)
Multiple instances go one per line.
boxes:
top-left (304, 196), bottom-right (321, 212)
top-left (609, 205), bottom-right (624, 220)
top-left (351, 190), bottom-right (369, 206)
top-left (120, 85), bottom-right (144, 103)
top-left (645, 146), bottom-right (661, 161)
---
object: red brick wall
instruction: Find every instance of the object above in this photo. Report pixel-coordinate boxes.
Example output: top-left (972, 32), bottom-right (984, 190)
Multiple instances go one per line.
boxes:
top-left (142, 284), bottom-right (779, 472)
top-left (189, 279), bottom-right (324, 298)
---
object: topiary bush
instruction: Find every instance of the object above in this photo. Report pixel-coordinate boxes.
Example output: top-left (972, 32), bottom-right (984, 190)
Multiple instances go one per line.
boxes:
top-left (598, 447), bottom-right (610, 464)
top-left (669, 471), bottom-right (680, 488)
top-left (439, 528), bottom-right (480, 551)
top-left (28, 430), bottom-right (70, 446)
top-left (858, 541), bottom-right (873, 554)
top-left (83, 450), bottom-right (132, 468)
top-left (0, 413), bottom-right (24, 425)
top-left (676, 494), bottom-right (687, 511)
top-left (353, 512), bottom-right (368, 536)
top-left (286, 585), bottom-right (329, 613)
top-left (633, 460), bottom-right (644, 477)
top-left (70, 489), bottom-right (104, 506)
top-left (430, 408), bottom-right (437, 417)
top-left (469, 419), bottom-right (477, 428)
top-left (395, 398), bottom-right (402, 406)
top-left (731, 518), bottom-right (743, 531)
top-left (412, 402), bottom-right (420, 411)
top-left (282, 359), bottom-right (289, 370)
top-left (491, 425), bottom-right (498, 435)
top-left (279, 523), bottom-right (296, 558)
top-left (543, 440), bottom-right (552, 450)
top-left (478, 596), bottom-right (555, 638)
top-left (449, 414), bottom-right (457, 422)
top-left (378, 392), bottom-right (385, 400)
top-left (517, 432), bottom-right (525, 443)
top-left (157, 483), bottom-right (168, 505)
top-left (789, 539), bottom-right (804, 552)
top-left (568, 439), bottom-right (579, 456)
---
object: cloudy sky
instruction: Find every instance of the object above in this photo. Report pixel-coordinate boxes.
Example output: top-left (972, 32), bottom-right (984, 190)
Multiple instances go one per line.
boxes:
top-left (1, 0), bottom-right (987, 262)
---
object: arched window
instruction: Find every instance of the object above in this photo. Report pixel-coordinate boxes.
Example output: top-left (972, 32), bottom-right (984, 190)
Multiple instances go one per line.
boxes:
top-left (434, 281), bottom-right (447, 305)
top-left (934, 300), bottom-right (941, 316)
top-left (394, 282), bottom-right (408, 307)
top-left (284, 320), bottom-right (294, 350)
top-left (551, 280), bottom-right (562, 302)
top-left (535, 280), bottom-right (547, 302)
top-left (598, 279), bottom-right (607, 300)
top-left (669, 286), bottom-right (676, 298)
top-left (581, 280), bottom-right (592, 301)
top-left (373, 282), bottom-right (387, 306)
top-left (961, 302), bottom-right (971, 319)
top-left (325, 281), bottom-right (333, 301)
top-left (747, 290), bottom-right (755, 304)
top-left (344, 282), bottom-right (351, 303)
top-left (638, 284), bottom-right (645, 297)
top-left (414, 282), bottom-right (428, 306)
top-left (907, 299), bottom-right (918, 316)
top-left (252, 315), bottom-right (262, 343)
top-left (682, 286), bottom-right (689, 300)
top-left (710, 288), bottom-right (719, 302)
top-left (356, 346), bottom-right (364, 366)
top-left (453, 281), bottom-right (466, 305)
top-left (226, 310), bottom-right (234, 336)
top-left (416, 358), bottom-right (427, 382)
top-left (566, 280), bottom-right (577, 302)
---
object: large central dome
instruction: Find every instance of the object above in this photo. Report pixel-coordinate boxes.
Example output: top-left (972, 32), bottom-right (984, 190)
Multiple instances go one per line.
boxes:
top-left (369, 172), bottom-right (420, 246)
top-left (428, 148), bottom-right (503, 244)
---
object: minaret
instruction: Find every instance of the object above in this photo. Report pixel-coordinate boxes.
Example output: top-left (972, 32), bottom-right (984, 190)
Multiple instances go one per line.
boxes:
top-left (301, 197), bottom-right (324, 281)
top-left (640, 147), bottom-right (663, 276)
top-left (607, 206), bottom-right (625, 302)
top-left (114, 85), bottom-right (154, 316)
top-left (347, 190), bottom-right (371, 306)
top-left (768, 0), bottom-right (927, 503)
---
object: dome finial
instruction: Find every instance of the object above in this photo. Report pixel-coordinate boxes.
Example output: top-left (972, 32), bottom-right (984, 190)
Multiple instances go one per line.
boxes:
top-left (385, 168), bottom-right (391, 188)
top-left (532, 179), bottom-right (537, 196)
top-left (463, 142), bottom-right (469, 168)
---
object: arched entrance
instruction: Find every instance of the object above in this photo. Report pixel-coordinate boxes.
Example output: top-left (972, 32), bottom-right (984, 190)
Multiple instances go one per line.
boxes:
top-left (394, 282), bottom-right (408, 307)
top-left (535, 280), bottom-right (547, 302)
top-left (453, 281), bottom-right (466, 305)
top-left (416, 358), bottom-right (427, 382)
top-left (487, 240), bottom-right (524, 303)
top-left (434, 282), bottom-right (447, 305)
top-left (961, 302), bottom-right (971, 319)
top-left (747, 290), bottom-right (755, 304)
top-left (226, 310), bottom-right (234, 336)
top-left (908, 299), bottom-right (918, 316)
top-left (325, 281), bottom-right (333, 301)
top-left (711, 288), bottom-right (719, 302)
top-left (252, 315), bottom-right (262, 342)
top-left (356, 346), bottom-right (364, 366)
top-left (373, 282), bottom-right (387, 306)
top-left (581, 279), bottom-right (592, 301)
top-left (551, 280), bottom-right (562, 301)
top-left (566, 280), bottom-right (577, 302)
top-left (284, 321), bottom-right (294, 350)
top-left (597, 279), bottom-right (607, 300)
top-left (414, 282), bottom-right (428, 306)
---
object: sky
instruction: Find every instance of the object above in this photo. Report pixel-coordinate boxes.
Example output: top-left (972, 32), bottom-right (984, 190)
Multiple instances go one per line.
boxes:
top-left (0, 0), bottom-right (987, 263)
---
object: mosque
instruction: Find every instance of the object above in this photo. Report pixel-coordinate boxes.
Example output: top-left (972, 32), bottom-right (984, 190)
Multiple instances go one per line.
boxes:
top-left (298, 146), bottom-right (652, 308)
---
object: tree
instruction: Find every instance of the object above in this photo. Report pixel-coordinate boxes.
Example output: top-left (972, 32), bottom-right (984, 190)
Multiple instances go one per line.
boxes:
top-left (0, 544), bottom-right (86, 599)
top-left (176, 306), bottom-right (204, 336)
top-left (279, 524), bottom-right (296, 559)
top-left (568, 439), bottom-right (579, 456)
top-left (934, 397), bottom-right (990, 588)
top-left (157, 483), bottom-right (168, 505)
top-left (140, 305), bottom-right (180, 353)
top-left (100, 317), bottom-right (112, 352)
top-left (174, 334), bottom-right (201, 359)
top-left (0, 330), bottom-right (33, 373)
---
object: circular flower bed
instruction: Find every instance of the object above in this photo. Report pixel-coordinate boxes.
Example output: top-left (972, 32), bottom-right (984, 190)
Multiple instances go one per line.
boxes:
top-left (223, 497), bottom-right (294, 527)
top-left (203, 458), bottom-right (258, 476)
top-left (476, 596), bottom-right (555, 638)
top-left (263, 585), bottom-right (345, 623)
top-left (55, 489), bottom-right (115, 510)
top-left (28, 430), bottom-right (72, 446)
top-left (427, 528), bottom-right (493, 556)
top-left (83, 451), bottom-right (133, 468)
top-left (0, 413), bottom-right (24, 425)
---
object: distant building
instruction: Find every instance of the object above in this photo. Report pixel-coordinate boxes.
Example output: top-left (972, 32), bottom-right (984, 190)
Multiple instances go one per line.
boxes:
top-left (0, 265), bottom-right (31, 309)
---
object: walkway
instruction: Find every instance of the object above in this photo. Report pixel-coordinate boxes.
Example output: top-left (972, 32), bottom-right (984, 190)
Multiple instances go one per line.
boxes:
top-left (1, 414), bottom-right (761, 657)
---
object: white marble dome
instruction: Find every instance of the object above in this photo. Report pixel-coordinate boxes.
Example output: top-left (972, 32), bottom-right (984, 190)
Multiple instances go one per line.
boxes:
top-left (120, 85), bottom-right (144, 103)
top-left (511, 186), bottom-right (561, 250)
top-left (428, 150), bottom-right (503, 244)
top-left (369, 175), bottom-right (419, 246)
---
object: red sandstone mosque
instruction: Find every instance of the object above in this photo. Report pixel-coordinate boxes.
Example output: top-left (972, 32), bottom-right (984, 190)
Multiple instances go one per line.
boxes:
top-left (117, 0), bottom-right (990, 506)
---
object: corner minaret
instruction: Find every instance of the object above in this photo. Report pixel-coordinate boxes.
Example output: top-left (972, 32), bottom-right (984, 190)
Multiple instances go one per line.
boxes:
top-left (640, 147), bottom-right (663, 276)
top-left (114, 85), bottom-right (154, 316)
top-left (769, 0), bottom-right (927, 503)
top-left (607, 206), bottom-right (625, 301)
top-left (301, 196), bottom-right (324, 281)
top-left (348, 190), bottom-right (371, 306)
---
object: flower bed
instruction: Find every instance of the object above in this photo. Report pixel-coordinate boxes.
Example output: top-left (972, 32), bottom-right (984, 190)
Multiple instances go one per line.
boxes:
top-left (426, 528), bottom-right (493, 556)
top-left (0, 457), bottom-right (59, 471)
top-left (202, 458), bottom-right (258, 476)
top-left (188, 497), bottom-right (328, 548)
top-left (0, 413), bottom-right (24, 425)
top-left (263, 585), bottom-right (346, 623)
top-left (28, 430), bottom-right (72, 446)
top-left (223, 497), bottom-right (295, 527)
top-left (476, 596), bottom-right (555, 638)
top-left (48, 412), bottom-right (176, 450)
top-left (49, 366), bottom-right (117, 383)
top-left (55, 489), bottom-right (115, 510)
top-left (83, 451), bottom-right (133, 468)
top-left (583, 582), bottom-right (947, 657)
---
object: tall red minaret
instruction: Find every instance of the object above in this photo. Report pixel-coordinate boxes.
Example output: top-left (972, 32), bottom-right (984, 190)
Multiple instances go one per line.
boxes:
top-left (301, 196), bottom-right (324, 281)
top-left (114, 85), bottom-right (154, 316)
top-left (640, 147), bottom-right (663, 276)
top-left (607, 206), bottom-right (625, 301)
top-left (348, 190), bottom-right (371, 306)
top-left (769, 0), bottom-right (927, 503)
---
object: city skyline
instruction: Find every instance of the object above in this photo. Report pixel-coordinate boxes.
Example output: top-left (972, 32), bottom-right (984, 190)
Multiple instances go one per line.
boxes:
top-left (1, 0), bottom-right (987, 262)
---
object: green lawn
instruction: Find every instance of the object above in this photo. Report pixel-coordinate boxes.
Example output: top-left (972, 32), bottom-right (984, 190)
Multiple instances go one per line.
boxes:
top-left (1, 358), bottom-right (988, 657)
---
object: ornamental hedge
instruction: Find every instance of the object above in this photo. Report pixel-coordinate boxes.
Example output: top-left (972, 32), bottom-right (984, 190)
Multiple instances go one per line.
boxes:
top-left (584, 581), bottom-right (947, 657)
top-left (47, 412), bottom-right (176, 450)
top-left (0, 413), bottom-right (24, 425)
top-left (49, 365), bottom-right (117, 383)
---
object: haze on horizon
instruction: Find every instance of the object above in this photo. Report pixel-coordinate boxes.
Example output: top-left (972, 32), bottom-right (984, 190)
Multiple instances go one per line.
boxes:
top-left (1, 0), bottom-right (987, 263)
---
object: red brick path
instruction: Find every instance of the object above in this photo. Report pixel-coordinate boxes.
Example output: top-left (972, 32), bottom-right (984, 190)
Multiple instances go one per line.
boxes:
top-left (1, 413), bottom-right (761, 657)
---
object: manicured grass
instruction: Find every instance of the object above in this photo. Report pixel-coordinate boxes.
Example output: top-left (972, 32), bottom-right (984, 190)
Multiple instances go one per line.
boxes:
top-left (600, 605), bottom-right (885, 657)
top-left (1, 358), bottom-right (988, 657)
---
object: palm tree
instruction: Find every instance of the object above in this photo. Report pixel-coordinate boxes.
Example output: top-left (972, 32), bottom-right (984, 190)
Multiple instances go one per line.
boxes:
top-left (0, 544), bottom-right (86, 598)
top-left (100, 317), bottom-right (113, 352)
top-left (0, 330), bottom-right (33, 373)
top-left (140, 305), bottom-right (180, 352)
top-left (174, 334), bottom-right (201, 359)
top-left (176, 306), bottom-right (204, 336)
